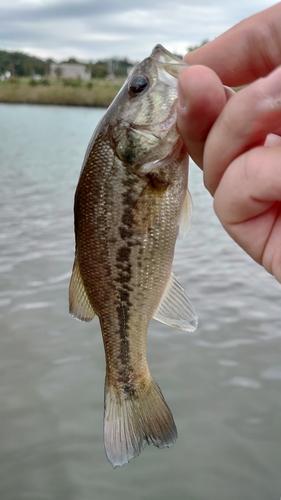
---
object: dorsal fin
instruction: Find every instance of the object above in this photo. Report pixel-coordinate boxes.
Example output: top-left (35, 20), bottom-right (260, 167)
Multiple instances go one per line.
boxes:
top-left (69, 257), bottom-right (96, 322)
top-left (153, 272), bottom-right (197, 332)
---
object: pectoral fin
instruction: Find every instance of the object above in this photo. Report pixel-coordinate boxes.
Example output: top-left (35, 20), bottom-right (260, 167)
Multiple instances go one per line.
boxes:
top-left (69, 257), bottom-right (96, 322)
top-left (153, 272), bottom-right (197, 332)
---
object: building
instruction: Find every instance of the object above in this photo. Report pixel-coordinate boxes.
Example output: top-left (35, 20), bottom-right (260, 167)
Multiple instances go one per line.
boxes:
top-left (50, 63), bottom-right (90, 80)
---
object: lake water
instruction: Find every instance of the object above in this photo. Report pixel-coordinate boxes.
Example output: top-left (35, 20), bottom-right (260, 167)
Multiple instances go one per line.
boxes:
top-left (1, 103), bottom-right (281, 500)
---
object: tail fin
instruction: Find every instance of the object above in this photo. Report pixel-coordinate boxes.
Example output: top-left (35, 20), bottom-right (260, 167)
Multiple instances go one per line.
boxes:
top-left (104, 377), bottom-right (177, 468)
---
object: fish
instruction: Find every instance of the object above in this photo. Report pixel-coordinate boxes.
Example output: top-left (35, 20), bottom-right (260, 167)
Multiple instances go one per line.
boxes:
top-left (69, 44), bottom-right (198, 468)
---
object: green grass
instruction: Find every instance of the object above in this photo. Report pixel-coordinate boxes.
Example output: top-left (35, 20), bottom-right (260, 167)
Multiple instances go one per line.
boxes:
top-left (0, 77), bottom-right (125, 107)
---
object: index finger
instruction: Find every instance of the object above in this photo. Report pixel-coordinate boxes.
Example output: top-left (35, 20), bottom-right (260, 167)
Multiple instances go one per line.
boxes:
top-left (184, 3), bottom-right (281, 86)
top-left (203, 66), bottom-right (281, 195)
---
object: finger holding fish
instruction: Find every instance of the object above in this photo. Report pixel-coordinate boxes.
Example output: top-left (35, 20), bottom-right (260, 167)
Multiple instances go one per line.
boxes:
top-left (177, 64), bottom-right (234, 170)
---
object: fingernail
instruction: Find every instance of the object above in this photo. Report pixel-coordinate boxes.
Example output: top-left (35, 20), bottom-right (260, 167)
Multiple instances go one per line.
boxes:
top-left (223, 85), bottom-right (235, 101)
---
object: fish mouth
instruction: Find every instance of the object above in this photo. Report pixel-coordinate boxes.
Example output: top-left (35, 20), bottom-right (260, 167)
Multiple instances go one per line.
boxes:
top-left (150, 44), bottom-right (188, 79)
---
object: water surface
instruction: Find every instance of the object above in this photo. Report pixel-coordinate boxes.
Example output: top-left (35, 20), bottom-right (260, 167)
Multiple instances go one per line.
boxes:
top-left (1, 103), bottom-right (281, 500)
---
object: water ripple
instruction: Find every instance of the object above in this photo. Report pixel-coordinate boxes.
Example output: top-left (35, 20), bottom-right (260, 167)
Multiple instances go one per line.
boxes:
top-left (1, 105), bottom-right (281, 500)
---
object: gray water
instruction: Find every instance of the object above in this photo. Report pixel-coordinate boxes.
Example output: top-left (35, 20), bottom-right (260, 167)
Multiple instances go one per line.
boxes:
top-left (1, 103), bottom-right (281, 500)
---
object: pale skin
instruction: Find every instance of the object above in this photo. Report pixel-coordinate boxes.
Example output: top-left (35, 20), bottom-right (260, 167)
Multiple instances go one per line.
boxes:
top-left (177, 2), bottom-right (281, 283)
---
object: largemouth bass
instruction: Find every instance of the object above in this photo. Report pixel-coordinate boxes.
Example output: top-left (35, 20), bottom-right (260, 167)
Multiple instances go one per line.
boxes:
top-left (69, 45), bottom-right (198, 468)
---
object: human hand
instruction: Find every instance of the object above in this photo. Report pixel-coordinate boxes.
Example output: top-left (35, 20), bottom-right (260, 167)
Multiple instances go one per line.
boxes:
top-left (177, 3), bottom-right (281, 282)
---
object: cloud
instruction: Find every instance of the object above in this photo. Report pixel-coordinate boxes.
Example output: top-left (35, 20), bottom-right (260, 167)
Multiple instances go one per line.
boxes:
top-left (0, 0), bottom-right (275, 62)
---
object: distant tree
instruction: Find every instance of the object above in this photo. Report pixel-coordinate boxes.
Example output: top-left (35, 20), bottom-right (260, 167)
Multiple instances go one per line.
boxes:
top-left (88, 61), bottom-right (108, 79)
top-left (186, 39), bottom-right (209, 53)
top-left (87, 57), bottom-right (136, 79)
top-left (0, 50), bottom-right (48, 76)
top-left (63, 57), bottom-right (80, 64)
top-left (45, 58), bottom-right (54, 75)
top-left (54, 67), bottom-right (62, 78)
top-left (114, 58), bottom-right (136, 77)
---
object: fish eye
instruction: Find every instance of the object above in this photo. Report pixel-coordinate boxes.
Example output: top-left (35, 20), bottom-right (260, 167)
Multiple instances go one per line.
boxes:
top-left (129, 75), bottom-right (149, 97)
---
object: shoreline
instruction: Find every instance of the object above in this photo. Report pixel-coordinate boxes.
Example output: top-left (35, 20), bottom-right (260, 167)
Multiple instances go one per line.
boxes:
top-left (0, 100), bottom-right (109, 108)
top-left (0, 77), bottom-right (124, 108)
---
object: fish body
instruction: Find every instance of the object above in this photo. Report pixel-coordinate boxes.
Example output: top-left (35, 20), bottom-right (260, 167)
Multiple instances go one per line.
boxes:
top-left (69, 45), bottom-right (197, 468)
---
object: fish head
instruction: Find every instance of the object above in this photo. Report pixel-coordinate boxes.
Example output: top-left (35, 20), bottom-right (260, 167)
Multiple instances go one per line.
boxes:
top-left (108, 45), bottom-right (187, 174)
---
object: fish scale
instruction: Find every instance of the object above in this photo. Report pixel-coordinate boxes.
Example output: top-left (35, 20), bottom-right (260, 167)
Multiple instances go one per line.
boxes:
top-left (69, 44), bottom-right (198, 468)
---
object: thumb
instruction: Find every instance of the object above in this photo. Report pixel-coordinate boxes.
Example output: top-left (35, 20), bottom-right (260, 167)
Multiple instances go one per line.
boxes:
top-left (177, 65), bottom-right (232, 169)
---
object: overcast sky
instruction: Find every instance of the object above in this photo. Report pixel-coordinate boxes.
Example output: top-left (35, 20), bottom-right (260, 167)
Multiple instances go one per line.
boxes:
top-left (0, 0), bottom-right (276, 62)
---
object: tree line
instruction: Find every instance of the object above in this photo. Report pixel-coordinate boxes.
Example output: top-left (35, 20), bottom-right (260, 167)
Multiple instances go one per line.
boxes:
top-left (0, 41), bottom-right (208, 79)
top-left (0, 50), bottom-right (136, 79)
top-left (0, 50), bottom-right (50, 77)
